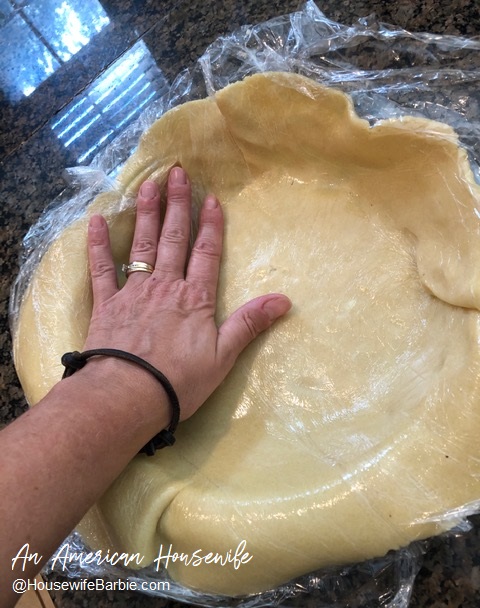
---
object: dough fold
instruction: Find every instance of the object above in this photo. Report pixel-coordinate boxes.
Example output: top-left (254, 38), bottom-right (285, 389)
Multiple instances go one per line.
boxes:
top-left (14, 72), bottom-right (480, 596)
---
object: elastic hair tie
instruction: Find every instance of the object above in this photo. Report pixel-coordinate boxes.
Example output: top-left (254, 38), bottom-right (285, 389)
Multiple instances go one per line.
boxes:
top-left (61, 349), bottom-right (180, 456)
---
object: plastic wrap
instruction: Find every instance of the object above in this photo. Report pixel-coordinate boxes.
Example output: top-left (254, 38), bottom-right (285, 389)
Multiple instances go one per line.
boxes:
top-left (9, 2), bottom-right (480, 607)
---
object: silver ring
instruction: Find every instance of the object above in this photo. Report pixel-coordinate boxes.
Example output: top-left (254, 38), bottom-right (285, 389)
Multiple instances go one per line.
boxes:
top-left (122, 261), bottom-right (155, 277)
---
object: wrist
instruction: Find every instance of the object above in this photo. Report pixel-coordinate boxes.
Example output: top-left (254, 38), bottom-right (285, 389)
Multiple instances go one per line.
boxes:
top-left (59, 355), bottom-right (172, 451)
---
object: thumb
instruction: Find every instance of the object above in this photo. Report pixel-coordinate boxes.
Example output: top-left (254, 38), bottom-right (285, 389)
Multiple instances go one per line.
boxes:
top-left (217, 294), bottom-right (291, 365)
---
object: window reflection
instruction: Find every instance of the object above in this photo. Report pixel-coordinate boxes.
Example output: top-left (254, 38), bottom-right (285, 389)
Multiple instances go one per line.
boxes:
top-left (23, 0), bottom-right (109, 61)
top-left (51, 40), bottom-right (169, 166)
top-left (0, 0), bottom-right (109, 101)
top-left (0, 13), bottom-right (60, 99)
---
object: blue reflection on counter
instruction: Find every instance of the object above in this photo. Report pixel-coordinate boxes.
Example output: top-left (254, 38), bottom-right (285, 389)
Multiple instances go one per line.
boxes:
top-left (51, 40), bottom-right (168, 165)
top-left (23, 0), bottom-right (109, 61)
top-left (0, 0), bottom-right (109, 101)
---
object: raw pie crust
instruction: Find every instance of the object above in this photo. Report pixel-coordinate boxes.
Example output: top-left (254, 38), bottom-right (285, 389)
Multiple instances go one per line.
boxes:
top-left (14, 72), bottom-right (480, 596)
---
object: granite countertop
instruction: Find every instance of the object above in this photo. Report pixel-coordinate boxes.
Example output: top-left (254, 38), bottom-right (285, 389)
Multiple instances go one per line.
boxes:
top-left (1, 0), bottom-right (480, 606)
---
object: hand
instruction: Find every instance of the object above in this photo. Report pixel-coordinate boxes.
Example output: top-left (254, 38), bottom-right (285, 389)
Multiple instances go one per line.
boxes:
top-left (84, 167), bottom-right (291, 421)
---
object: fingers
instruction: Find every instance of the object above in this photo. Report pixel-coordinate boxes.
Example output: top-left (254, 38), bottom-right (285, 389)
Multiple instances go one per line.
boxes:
top-left (154, 167), bottom-right (192, 279)
top-left (128, 181), bottom-right (162, 278)
top-left (186, 195), bottom-right (223, 295)
top-left (88, 214), bottom-right (117, 303)
top-left (217, 294), bottom-right (292, 365)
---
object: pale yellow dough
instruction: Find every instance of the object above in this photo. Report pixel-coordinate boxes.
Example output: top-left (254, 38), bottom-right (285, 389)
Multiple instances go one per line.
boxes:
top-left (13, 72), bottom-right (480, 596)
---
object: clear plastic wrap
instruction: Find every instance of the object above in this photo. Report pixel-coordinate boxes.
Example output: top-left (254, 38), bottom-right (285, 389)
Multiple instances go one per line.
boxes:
top-left (9, 2), bottom-right (480, 607)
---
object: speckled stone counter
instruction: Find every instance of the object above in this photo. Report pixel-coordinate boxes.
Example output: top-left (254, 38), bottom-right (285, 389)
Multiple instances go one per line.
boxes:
top-left (1, 1), bottom-right (480, 606)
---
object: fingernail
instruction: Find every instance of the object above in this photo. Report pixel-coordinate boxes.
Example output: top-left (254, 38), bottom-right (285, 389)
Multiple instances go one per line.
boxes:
top-left (262, 296), bottom-right (292, 321)
top-left (89, 214), bottom-right (104, 230)
top-left (170, 167), bottom-right (187, 185)
top-left (140, 180), bottom-right (158, 199)
top-left (204, 194), bottom-right (218, 209)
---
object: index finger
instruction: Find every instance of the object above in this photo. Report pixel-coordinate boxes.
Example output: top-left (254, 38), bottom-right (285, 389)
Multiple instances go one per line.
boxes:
top-left (185, 194), bottom-right (223, 294)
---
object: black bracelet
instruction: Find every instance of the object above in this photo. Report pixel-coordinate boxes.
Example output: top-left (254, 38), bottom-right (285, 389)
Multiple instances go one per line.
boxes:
top-left (61, 349), bottom-right (180, 456)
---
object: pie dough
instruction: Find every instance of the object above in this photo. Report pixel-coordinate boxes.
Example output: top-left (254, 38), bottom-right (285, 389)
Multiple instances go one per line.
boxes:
top-left (13, 72), bottom-right (480, 596)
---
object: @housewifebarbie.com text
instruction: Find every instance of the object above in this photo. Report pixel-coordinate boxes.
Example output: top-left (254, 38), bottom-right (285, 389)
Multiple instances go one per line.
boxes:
top-left (12, 539), bottom-right (253, 574)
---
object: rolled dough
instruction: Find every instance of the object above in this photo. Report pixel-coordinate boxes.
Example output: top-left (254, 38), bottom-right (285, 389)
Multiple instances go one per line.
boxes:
top-left (13, 72), bottom-right (480, 596)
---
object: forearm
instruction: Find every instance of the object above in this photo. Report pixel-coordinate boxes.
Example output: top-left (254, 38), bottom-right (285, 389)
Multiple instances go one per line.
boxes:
top-left (0, 359), bottom-right (169, 604)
